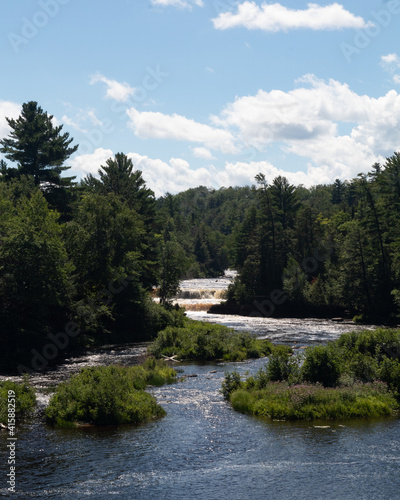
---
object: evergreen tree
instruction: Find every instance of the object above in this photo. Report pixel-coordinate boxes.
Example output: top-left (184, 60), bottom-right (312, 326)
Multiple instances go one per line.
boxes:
top-left (82, 152), bottom-right (156, 221)
top-left (0, 101), bottom-right (78, 188)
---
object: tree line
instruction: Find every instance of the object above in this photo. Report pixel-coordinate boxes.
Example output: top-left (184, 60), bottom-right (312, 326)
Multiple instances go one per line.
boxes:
top-left (221, 160), bottom-right (400, 323)
top-left (0, 102), bottom-right (187, 372)
top-left (1, 101), bottom-right (399, 371)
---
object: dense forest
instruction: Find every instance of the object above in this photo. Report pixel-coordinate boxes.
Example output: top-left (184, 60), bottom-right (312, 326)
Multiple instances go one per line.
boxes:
top-left (1, 101), bottom-right (400, 372)
top-left (159, 154), bottom-right (400, 325)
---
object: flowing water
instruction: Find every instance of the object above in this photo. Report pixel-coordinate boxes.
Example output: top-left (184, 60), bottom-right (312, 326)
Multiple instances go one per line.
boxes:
top-left (1, 274), bottom-right (399, 499)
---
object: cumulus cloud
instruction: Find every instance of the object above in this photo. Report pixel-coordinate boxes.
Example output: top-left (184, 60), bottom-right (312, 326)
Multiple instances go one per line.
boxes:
top-left (151, 0), bottom-right (203, 8)
top-left (69, 149), bottom-right (294, 197)
top-left (126, 153), bottom-right (214, 196)
top-left (127, 153), bottom-right (312, 196)
top-left (215, 160), bottom-right (311, 187)
top-left (192, 147), bottom-right (215, 159)
top-left (381, 53), bottom-right (400, 85)
top-left (69, 148), bottom-right (114, 177)
top-left (381, 53), bottom-right (400, 66)
top-left (70, 74), bottom-right (400, 194)
top-left (0, 100), bottom-right (21, 139)
top-left (213, 74), bottom-right (400, 177)
top-left (127, 107), bottom-right (238, 153)
top-left (90, 73), bottom-right (135, 102)
top-left (129, 154), bottom-right (325, 196)
top-left (212, 2), bottom-right (371, 31)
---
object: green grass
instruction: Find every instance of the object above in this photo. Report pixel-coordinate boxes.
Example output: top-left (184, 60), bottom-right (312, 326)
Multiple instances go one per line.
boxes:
top-left (229, 381), bottom-right (398, 420)
top-left (148, 319), bottom-right (287, 361)
top-left (0, 379), bottom-right (36, 423)
top-left (45, 358), bottom-right (176, 427)
top-left (223, 328), bottom-right (400, 421)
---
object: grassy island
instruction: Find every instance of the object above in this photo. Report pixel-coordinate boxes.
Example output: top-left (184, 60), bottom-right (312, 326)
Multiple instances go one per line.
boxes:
top-left (222, 328), bottom-right (400, 421)
top-left (45, 358), bottom-right (176, 427)
top-left (148, 319), bottom-right (290, 361)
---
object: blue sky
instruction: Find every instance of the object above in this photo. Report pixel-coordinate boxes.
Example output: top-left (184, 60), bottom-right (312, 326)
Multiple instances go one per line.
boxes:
top-left (1, 0), bottom-right (400, 196)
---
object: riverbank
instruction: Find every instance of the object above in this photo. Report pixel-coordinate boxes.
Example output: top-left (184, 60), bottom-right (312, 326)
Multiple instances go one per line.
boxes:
top-left (223, 328), bottom-right (400, 421)
top-left (208, 298), bottom-right (399, 326)
top-left (208, 299), bottom-right (347, 319)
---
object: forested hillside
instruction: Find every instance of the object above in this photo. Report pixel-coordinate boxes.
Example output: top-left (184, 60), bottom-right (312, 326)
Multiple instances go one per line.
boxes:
top-left (160, 155), bottom-right (400, 324)
top-left (1, 101), bottom-right (400, 372)
top-left (0, 102), bottom-right (185, 372)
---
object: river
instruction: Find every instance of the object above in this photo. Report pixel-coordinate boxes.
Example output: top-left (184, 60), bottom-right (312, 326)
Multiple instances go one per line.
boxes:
top-left (1, 274), bottom-right (400, 499)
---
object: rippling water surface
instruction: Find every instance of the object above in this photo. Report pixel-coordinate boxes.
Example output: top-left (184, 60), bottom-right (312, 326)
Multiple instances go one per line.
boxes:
top-left (1, 275), bottom-right (399, 499)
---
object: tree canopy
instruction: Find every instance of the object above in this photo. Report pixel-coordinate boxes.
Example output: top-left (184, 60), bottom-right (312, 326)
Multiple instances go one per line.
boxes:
top-left (0, 101), bottom-right (77, 188)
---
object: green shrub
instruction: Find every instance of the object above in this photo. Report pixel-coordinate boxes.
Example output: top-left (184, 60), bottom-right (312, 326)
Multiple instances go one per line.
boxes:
top-left (45, 361), bottom-right (176, 426)
top-left (230, 389), bottom-right (255, 413)
top-left (301, 345), bottom-right (342, 387)
top-left (221, 371), bottom-right (242, 400)
top-left (148, 319), bottom-right (273, 361)
top-left (336, 329), bottom-right (400, 360)
top-left (267, 353), bottom-right (293, 382)
top-left (349, 353), bottom-right (379, 383)
top-left (0, 379), bottom-right (36, 422)
top-left (379, 357), bottom-right (400, 394)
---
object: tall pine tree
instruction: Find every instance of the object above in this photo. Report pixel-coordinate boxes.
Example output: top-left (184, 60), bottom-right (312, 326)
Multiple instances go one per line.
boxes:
top-left (0, 101), bottom-right (78, 189)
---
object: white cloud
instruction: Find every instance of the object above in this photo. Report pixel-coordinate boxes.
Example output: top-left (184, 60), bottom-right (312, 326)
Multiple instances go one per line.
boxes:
top-left (212, 75), bottom-right (400, 181)
top-left (61, 109), bottom-right (105, 134)
top-left (215, 160), bottom-right (310, 188)
top-left (212, 2), bottom-right (371, 31)
top-left (127, 153), bottom-right (214, 196)
top-left (0, 100), bottom-right (21, 140)
top-left (127, 153), bottom-right (310, 196)
top-left (192, 147), bottom-right (215, 159)
top-left (130, 154), bottom-right (323, 196)
top-left (71, 75), bottom-right (400, 195)
top-left (87, 110), bottom-right (103, 127)
top-left (127, 107), bottom-right (238, 153)
top-left (69, 148), bottom-right (114, 177)
top-left (151, 0), bottom-right (203, 8)
top-left (381, 53), bottom-right (400, 85)
top-left (381, 53), bottom-right (400, 66)
top-left (90, 73), bottom-right (135, 102)
top-left (62, 115), bottom-right (87, 133)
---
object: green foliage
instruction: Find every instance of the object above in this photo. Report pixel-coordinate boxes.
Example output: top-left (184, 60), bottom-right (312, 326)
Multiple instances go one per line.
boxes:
top-left (158, 236), bottom-right (189, 305)
top-left (0, 101), bottom-right (78, 216)
top-left (148, 319), bottom-right (273, 361)
top-left (225, 328), bottom-right (400, 421)
top-left (45, 360), bottom-right (176, 426)
top-left (221, 371), bottom-right (242, 400)
top-left (266, 352), bottom-right (300, 383)
top-left (0, 188), bottom-right (73, 370)
top-left (223, 154), bottom-right (400, 322)
top-left (157, 185), bottom-right (255, 278)
top-left (63, 190), bottom-right (160, 343)
top-left (82, 153), bottom-right (156, 218)
top-left (0, 379), bottom-right (36, 422)
top-left (230, 381), bottom-right (398, 420)
top-left (0, 101), bottom-right (77, 187)
top-left (301, 345), bottom-right (342, 387)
